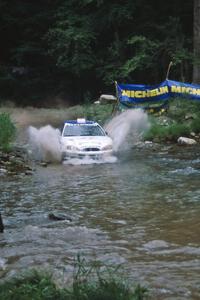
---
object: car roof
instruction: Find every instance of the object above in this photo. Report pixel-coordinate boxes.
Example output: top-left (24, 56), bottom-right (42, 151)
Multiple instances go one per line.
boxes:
top-left (64, 120), bottom-right (98, 125)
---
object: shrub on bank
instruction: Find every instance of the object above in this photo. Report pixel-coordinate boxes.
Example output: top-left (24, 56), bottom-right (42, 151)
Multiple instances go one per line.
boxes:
top-left (0, 271), bottom-right (62, 300)
top-left (0, 112), bottom-right (16, 151)
top-left (144, 98), bottom-right (200, 142)
top-left (145, 121), bottom-right (191, 142)
top-left (0, 258), bottom-right (148, 300)
top-left (167, 98), bottom-right (200, 122)
top-left (190, 114), bottom-right (200, 133)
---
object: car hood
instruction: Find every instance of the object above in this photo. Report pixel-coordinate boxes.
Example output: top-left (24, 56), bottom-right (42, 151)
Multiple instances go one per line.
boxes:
top-left (61, 136), bottom-right (113, 148)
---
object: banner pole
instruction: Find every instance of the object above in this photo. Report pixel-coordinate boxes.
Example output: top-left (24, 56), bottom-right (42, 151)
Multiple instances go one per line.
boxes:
top-left (112, 81), bottom-right (120, 114)
top-left (115, 81), bottom-right (119, 101)
top-left (166, 61), bottom-right (173, 80)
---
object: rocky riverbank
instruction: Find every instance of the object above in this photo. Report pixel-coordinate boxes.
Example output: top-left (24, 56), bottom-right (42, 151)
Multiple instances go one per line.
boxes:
top-left (0, 147), bottom-right (33, 177)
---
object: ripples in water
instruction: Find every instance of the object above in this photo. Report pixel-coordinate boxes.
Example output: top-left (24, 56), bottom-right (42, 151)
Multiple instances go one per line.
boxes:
top-left (0, 146), bottom-right (200, 299)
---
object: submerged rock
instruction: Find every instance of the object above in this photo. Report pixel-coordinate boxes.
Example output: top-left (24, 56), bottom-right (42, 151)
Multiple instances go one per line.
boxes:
top-left (48, 213), bottom-right (72, 222)
top-left (0, 168), bottom-right (7, 175)
top-left (0, 213), bottom-right (4, 233)
top-left (39, 162), bottom-right (48, 167)
top-left (143, 240), bottom-right (169, 250)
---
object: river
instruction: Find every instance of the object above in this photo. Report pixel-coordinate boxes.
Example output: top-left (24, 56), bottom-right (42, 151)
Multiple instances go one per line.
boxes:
top-left (0, 110), bottom-right (200, 299)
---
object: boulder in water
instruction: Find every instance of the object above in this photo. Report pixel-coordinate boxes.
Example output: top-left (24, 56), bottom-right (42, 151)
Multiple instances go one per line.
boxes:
top-left (0, 213), bottom-right (4, 233)
top-left (48, 212), bottom-right (72, 222)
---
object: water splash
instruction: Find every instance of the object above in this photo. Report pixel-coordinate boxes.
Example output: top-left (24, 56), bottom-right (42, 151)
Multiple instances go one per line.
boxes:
top-left (28, 125), bottom-right (116, 164)
top-left (28, 125), bottom-right (62, 162)
top-left (63, 155), bottom-right (117, 166)
top-left (27, 109), bottom-right (149, 164)
top-left (104, 109), bottom-right (149, 151)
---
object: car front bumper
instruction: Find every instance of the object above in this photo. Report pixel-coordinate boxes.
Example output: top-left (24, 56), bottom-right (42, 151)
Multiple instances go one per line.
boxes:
top-left (62, 149), bottom-right (113, 160)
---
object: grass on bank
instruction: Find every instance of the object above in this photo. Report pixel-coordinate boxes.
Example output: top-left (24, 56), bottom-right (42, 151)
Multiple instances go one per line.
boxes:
top-left (144, 98), bottom-right (200, 142)
top-left (0, 257), bottom-right (148, 300)
top-left (144, 119), bottom-right (191, 142)
top-left (0, 112), bottom-right (16, 151)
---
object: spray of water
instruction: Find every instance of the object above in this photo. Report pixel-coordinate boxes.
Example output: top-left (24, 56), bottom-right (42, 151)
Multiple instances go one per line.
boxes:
top-left (27, 109), bottom-right (149, 164)
top-left (28, 125), bottom-right (62, 162)
top-left (63, 155), bottom-right (117, 165)
top-left (104, 109), bottom-right (149, 152)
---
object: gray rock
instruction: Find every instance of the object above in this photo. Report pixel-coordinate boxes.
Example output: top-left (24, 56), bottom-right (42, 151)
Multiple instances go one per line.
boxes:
top-left (39, 162), bottom-right (48, 167)
top-left (190, 132), bottom-right (196, 137)
top-left (48, 213), bottom-right (72, 222)
top-left (99, 94), bottom-right (117, 104)
top-left (185, 113), bottom-right (195, 120)
top-left (25, 170), bottom-right (33, 175)
top-left (177, 136), bottom-right (197, 145)
top-left (143, 240), bottom-right (169, 250)
top-left (0, 168), bottom-right (7, 174)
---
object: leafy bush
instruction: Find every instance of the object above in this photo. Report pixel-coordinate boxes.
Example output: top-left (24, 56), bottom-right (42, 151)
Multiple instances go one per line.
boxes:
top-left (167, 98), bottom-right (200, 122)
top-left (190, 113), bottom-right (200, 133)
top-left (0, 270), bottom-right (62, 300)
top-left (145, 121), bottom-right (190, 142)
top-left (167, 122), bottom-right (190, 140)
top-left (0, 112), bottom-right (16, 151)
top-left (144, 98), bottom-right (200, 142)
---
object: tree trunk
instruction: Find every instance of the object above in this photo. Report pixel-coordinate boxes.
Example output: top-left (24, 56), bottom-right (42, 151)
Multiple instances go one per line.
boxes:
top-left (193, 0), bottom-right (200, 83)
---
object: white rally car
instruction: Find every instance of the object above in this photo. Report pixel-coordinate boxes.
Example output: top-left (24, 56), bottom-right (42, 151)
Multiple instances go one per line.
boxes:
top-left (60, 118), bottom-right (113, 159)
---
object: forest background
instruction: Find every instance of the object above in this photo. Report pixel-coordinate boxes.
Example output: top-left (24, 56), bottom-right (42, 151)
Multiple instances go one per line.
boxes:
top-left (0, 0), bottom-right (199, 107)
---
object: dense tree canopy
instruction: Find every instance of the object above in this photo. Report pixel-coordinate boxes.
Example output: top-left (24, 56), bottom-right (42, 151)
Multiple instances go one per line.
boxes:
top-left (0, 0), bottom-right (195, 106)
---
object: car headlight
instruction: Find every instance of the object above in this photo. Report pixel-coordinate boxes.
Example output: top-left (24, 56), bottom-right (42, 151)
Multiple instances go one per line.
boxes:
top-left (102, 144), bottom-right (112, 150)
top-left (66, 145), bottom-right (79, 151)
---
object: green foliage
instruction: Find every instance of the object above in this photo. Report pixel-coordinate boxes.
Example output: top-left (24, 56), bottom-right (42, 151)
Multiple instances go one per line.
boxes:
top-left (0, 0), bottom-right (194, 104)
top-left (0, 112), bottom-right (16, 151)
top-left (120, 36), bottom-right (160, 80)
top-left (144, 121), bottom-right (190, 142)
top-left (144, 98), bottom-right (200, 142)
top-left (190, 115), bottom-right (200, 133)
top-left (46, 12), bottom-right (96, 74)
top-left (0, 257), bottom-right (148, 300)
top-left (167, 97), bottom-right (200, 121)
top-left (0, 270), bottom-right (63, 300)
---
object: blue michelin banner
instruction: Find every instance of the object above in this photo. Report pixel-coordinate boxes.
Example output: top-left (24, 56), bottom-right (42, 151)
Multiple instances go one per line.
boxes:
top-left (117, 79), bottom-right (200, 106)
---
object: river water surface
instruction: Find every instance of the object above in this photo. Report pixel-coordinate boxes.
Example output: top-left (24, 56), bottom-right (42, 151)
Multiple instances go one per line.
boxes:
top-left (0, 114), bottom-right (200, 299)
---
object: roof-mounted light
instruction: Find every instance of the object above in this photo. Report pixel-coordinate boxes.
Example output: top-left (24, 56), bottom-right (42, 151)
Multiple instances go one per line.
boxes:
top-left (77, 118), bottom-right (86, 124)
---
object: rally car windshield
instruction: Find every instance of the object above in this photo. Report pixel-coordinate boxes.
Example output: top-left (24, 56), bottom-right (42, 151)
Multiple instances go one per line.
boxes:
top-left (63, 124), bottom-right (106, 137)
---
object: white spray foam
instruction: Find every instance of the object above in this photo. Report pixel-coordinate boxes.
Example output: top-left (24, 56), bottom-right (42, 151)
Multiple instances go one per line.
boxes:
top-left (63, 155), bottom-right (117, 166)
top-left (104, 109), bottom-right (149, 151)
top-left (27, 109), bottom-right (149, 164)
top-left (28, 125), bottom-right (62, 162)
